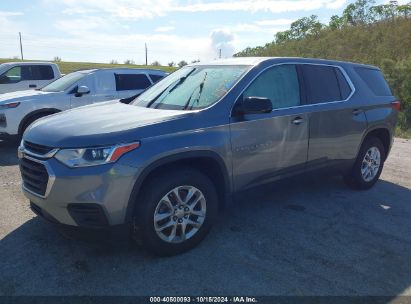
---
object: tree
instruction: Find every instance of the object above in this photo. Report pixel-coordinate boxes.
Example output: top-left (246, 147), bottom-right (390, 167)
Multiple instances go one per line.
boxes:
top-left (178, 60), bottom-right (188, 68)
top-left (124, 59), bottom-right (135, 65)
top-left (53, 56), bottom-right (62, 62)
top-left (109, 59), bottom-right (118, 64)
top-left (329, 15), bottom-right (345, 30)
top-left (191, 59), bottom-right (200, 63)
top-left (151, 61), bottom-right (161, 66)
top-left (342, 0), bottom-right (376, 25)
top-left (168, 61), bottom-right (175, 67)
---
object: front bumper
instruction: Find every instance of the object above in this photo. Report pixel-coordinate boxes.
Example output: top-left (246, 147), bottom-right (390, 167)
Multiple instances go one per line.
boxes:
top-left (21, 154), bottom-right (139, 227)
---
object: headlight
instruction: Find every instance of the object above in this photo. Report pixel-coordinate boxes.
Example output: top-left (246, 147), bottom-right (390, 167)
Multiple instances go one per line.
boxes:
top-left (0, 102), bottom-right (20, 109)
top-left (54, 142), bottom-right (140, 168)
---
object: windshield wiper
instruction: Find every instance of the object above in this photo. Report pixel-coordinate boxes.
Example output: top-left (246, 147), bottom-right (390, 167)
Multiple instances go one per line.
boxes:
top-left (147, 69), bottom-right (195, 108)
top-left (182, 72), bottom-right (208, 110)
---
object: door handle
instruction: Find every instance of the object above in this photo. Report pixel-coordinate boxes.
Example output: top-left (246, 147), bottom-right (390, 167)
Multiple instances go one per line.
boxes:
top-left (29, 84), bottom-right (37, 88)
top-left (352, 109), bottom-right (363, 115)
top-left (292, 117), bottom-right (304, 125)
top-left (105, 95), bottom-right (115, 99)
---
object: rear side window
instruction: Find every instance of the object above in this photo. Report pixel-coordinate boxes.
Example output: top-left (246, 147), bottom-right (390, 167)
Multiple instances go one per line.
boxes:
top-left (335, 69), bottom-right (352, 100)
top-left (115, 74), bottom-right (152, 91)
top-left (243, 64), bottom-right (300, 110)
top-left (355, 67), bottom-right (392, 96)
top-left (302, 65), bottom-right (343, 104)
top-left (149, 74), bottom-right (164, 83)
top-left (23, 65), bottom-right (54, 80)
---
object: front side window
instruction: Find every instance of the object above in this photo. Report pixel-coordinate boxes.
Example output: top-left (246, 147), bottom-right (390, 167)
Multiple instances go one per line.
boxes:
top-left (95, 72), bottom-right (115, 93)
top-left (116, 74), bottom-right (152, 91)
top-left (41, 71), bottom-right (87, 92)
top-left (133, 65), bottom-right (249, 110)
top-left (0, 66), bottom-right (22, 84)
top-left (243, 64), bottom-right (300, 109)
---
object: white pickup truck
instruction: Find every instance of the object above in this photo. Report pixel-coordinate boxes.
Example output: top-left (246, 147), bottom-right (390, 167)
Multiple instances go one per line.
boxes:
top-left (0, 62), bottom-right (61, 94)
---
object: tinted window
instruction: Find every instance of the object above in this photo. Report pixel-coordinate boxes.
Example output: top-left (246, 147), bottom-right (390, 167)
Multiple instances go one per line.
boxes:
top-left (355, 67), bottom-right (392, 96)
top-left (149, 74), bottom-right (165, 83)
top-left (243, 64), bottom-right (300, 109)
top-left (335, 69), bottom-right (352, 99)
top-left (116, 74), bottom-right (152, 91)
top-left (32, 65), bottom-right (54, 80)
top-left (302, 65), bottom-right (341, 104)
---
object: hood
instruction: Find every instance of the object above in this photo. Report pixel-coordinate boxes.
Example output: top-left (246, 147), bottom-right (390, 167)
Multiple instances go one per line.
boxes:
top-left (24, 102), bottom-right (192, 147)
top-left (0, 90), bottom-right (56, 104)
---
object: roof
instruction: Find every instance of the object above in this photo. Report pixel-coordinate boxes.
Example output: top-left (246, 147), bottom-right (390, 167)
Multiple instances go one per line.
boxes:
top-left (0, 61), bottom-right (58, 66)
top-left (74, 68), bottom-right (168, 74)
top-left (193, 57), bottom-right (378, 69)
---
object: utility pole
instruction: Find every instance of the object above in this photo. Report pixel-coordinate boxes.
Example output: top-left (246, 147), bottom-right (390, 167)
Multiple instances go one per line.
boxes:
top-left (19, 32), bottom-right (24, 60)
top-left (219, 48), bottom-right (222, 59)
top-left (145, 43), bottom-right (148, 66)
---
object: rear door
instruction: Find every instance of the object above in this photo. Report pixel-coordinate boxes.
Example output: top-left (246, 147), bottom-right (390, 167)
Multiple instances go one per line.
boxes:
top-left (301, 64), bottom-right (367, 170)
top-left (230, 64), bottom-right (309, 190)
top-left (115, 73), bottom-right (153, 99)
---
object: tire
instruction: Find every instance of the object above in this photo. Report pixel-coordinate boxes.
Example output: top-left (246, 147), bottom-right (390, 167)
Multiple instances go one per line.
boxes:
top-left (132, 168), bottom-right (218, 256)
top-left (19, 113), bottom-right (52, 138)
top-left (344, 136), bottom-right (386, 190)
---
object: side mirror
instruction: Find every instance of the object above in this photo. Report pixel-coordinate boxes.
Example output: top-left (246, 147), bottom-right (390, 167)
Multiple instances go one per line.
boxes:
top-left (75, 85), bottom-right (90, 97)
top-left (238, 96), bottom-right (272, 115)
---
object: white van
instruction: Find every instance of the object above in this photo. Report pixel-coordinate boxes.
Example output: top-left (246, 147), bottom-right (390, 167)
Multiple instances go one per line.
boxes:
top-left (0, 62), bottom-right (61, 94)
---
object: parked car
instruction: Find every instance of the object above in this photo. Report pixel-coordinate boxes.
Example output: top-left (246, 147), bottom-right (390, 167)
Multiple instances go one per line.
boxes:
top-left (18, 57), bottom-right (399, 255)
top-left (0, 68), bottom-right (167, 138)
top-left (0, 62), bottom-right (61, 94)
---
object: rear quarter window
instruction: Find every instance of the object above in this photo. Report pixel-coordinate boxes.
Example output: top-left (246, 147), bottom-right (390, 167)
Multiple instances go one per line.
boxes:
top-left (149, 74), bottom-right (165, 83)
top-left (115, 74), bottom-right (152, 91)
top-left (354, 67), bottom-right (392, 96)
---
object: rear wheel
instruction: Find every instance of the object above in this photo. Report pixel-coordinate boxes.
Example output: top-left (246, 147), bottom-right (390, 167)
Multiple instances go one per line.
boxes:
top-left (132, 168), bottom-right (218, 256)
top-left (344, 137), bottom-right (385, 190)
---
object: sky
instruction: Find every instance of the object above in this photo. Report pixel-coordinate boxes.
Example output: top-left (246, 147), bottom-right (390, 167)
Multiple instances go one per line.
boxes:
top-left (0, 0), bottom-right (400, 65)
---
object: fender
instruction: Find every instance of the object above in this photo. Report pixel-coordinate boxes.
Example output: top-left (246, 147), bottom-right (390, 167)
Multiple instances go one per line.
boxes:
top-left (124, 150), bottom-right (232, 223)
top-left (357, 123), bottom-right (393, 160)
top-left (18, 108), bottom-right (61, 135)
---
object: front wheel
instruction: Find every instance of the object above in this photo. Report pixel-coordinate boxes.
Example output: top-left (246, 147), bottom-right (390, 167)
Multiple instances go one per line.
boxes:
top-left (132, 168), bottom-right (218, 256)
top-left (344, 136), bottom-right (386, 190)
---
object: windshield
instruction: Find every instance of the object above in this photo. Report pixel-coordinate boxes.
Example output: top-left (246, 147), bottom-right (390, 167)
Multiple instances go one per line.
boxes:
top-left (41, 71), bottom-right (87, 92)
top-left (132, 65), bottom-right (249, 110)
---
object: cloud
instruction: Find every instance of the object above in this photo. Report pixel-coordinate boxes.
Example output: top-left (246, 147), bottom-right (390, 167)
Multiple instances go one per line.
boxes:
top-left (255, 19), bottom-right (295, 26)
top-left (49, 0), bottom-right (350, 19)
top-left (209, 29), bottom-right (235, 59)
top-left (55, 16), bottom-right (109, 34)
top-left (155, 26), bottom-right (175, 32)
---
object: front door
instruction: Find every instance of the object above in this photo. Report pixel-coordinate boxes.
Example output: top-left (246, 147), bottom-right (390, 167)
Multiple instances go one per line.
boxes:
top-left (230, 64), bottom-right (309, 191)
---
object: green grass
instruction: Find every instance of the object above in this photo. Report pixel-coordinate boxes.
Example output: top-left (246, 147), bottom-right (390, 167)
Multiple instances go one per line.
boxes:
top-left (396, 126), bottom-right (411, 139)
top-left (0, 58), bottom-right (176, 75)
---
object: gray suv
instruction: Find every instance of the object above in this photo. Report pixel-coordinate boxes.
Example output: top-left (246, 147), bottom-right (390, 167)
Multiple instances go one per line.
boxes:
top-left (18, 57), bottom-right (399, 255)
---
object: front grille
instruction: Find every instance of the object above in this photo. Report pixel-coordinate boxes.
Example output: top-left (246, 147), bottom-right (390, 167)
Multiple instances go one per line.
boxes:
top-left (24, 141), bottom-right (54, 156)
top-left (20, 158), bottom-right (49, 196)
